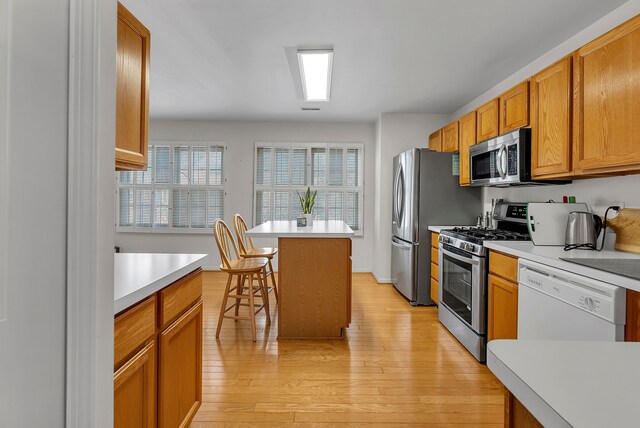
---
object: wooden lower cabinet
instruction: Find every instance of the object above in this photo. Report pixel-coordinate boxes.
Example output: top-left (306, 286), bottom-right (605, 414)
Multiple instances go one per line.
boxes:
top-left (626, 289), bottom-right (640, 341)
top-left (159, 301), bottom-right (203, 428)
top-left (504, 391), bottom-right (543, 428)
top-left (488, 274), bottom-right (518, 341)
top-left (114, 269), bottom-right (203, 428)
top-left (114, 341), bottom-right (156, 428)
top-left (430, 232), bottom-right (439, 305)
top-left (488, 251), bottom-right (519, 341)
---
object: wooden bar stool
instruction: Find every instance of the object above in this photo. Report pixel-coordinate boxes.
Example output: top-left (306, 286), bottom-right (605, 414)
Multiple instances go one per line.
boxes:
top-left (213, 219), bottom-right (270, 342)
top-left (233, 214), bottom-right (279, 303)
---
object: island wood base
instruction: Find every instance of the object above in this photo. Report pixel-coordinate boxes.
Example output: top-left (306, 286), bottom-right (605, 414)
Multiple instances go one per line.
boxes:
top-left (505, 391), bottom-right (543, 428)
top-left (278, 237), bottom-right (352, 339)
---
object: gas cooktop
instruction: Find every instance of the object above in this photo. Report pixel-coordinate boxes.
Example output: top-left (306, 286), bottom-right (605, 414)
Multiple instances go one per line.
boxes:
top-left (441, 227), bottom-right (531, 246)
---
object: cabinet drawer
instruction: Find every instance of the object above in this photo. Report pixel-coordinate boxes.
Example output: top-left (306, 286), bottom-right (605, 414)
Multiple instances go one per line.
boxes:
top-left (489, 251), bottom-right (518, 282)
top-left (115, 295), bottom-right (156, 369)
top-left (431, 246), bottom-right (439, 265)
top-left (160, 269), bottom-right (202, 329)
top-left (430, 262), bottom-right (439, 281)
top-left (431, 232), bottom-right (439, 248)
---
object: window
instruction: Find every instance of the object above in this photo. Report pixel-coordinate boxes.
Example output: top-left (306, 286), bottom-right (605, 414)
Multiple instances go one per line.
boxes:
top-left (253, 143), bottom-right (364, 236)
top-left (117, 142), bottom-right (225, 233)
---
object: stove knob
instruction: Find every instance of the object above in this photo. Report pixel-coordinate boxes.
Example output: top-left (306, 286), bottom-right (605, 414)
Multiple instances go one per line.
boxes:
top-left (467, 243), bottom-right (476, 252)
top-left (585, 297), bottom-right (595, 311)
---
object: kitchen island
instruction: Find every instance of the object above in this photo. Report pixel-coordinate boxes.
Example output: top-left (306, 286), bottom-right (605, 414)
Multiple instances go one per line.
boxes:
top-left (114, 253), bottom-right (207, 428)
top-left (488, 340), bottom-right (640, 428)
top-left (246, 220), bottom-right (354, 339)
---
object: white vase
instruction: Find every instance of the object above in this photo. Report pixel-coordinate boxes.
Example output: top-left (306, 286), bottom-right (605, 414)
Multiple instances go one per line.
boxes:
top-left (303, 213), bottom-right (313, 227)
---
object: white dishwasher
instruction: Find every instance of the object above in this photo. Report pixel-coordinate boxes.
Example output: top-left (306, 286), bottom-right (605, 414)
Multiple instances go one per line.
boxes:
top-left (518, 259), bottom-right (626, 341)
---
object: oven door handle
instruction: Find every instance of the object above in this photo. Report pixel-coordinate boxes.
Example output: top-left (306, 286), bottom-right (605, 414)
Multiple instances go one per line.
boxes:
top-left (440, 245), bottom-right (481, 266)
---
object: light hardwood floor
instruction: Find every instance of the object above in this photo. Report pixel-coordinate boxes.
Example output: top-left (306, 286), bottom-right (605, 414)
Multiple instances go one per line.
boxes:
top-left (191, 271), bottom-right (504, 427)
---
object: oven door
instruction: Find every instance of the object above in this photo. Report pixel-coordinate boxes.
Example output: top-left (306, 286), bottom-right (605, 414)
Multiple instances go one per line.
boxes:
top-left (438, 244), bottom-right (486, 334)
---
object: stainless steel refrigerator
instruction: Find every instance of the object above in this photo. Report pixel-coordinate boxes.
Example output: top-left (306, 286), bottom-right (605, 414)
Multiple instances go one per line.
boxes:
top-left (391, 149), bottom-right (481, 305)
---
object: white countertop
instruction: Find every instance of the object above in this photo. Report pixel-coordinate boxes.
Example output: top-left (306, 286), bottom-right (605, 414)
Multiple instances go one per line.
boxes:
top-left (245, 220), bottom-right (354, 238)
top-left (114, 253), bottom-right (207, 314)
top-left (488, 340), bottom-right (640, 428)
top-left (483, 241), bottom-right (640, 292)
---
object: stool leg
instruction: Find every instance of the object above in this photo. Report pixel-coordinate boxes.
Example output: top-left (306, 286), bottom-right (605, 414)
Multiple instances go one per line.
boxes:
top-left (268, 259), bottom-right (278, 302)
top-left (234, 274), bottom-right (244, 319)
top-left (216, 274), bottom-right (233, 338)
top-left (258, 268), bottom-right (271, 325)
top-left (248, 274), bottom-right (257, 342)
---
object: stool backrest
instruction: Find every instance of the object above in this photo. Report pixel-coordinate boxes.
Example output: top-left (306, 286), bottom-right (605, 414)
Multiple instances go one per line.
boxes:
top-left (233, 214), bottom-right (254, 255)
top-left (213, 219), bottom-right (239, 270)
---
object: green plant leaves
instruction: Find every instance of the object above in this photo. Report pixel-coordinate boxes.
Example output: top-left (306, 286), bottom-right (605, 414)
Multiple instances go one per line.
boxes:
top-left (297, 186), bottom-right (317, 214)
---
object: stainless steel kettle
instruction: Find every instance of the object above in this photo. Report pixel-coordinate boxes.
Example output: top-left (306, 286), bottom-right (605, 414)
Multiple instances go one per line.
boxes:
top-left (564, 211), bottom-right (603, 250)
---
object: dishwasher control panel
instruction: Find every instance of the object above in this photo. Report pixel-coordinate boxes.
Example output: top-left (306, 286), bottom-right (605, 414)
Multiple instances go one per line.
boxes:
top-left (519, 262), bottom-right (625, 324)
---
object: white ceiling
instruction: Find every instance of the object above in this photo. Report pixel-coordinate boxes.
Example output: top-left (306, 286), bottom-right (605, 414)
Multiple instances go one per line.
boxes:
top-left (123, 0), bottom-right (627, 122)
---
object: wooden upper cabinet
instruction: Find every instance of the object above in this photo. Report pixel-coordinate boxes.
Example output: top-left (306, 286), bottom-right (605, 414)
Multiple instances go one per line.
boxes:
top-left (476, 98), bottom-right (499, 142)
top-left (429, 129), bottom-right (443, 152)
top-left (573, 14), bottom-right (640, 176)
top-left (499, 81), bottom-right (529, 134)
top-left (442, 121), bottom-right (459, 152)
top-left (116, 2), bottom-right (150, 171)
top-left (530, 56), bottom-right (573, 179)
top-left (458, 111), bottom-right (477, 186)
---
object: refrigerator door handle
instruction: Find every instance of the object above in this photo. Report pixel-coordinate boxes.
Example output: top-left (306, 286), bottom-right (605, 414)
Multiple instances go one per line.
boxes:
top-left (391, 237), bottom-right (412, 250)
top-left (395, 165), bottom-right (405, 227)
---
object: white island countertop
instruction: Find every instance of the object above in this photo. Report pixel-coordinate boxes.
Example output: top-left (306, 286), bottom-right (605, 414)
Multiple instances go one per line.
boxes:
top-left (483, 241), bottom-right (640, 291)
top-left (114, 253), bottom-right (207, 314)
top-left (245, 220), bottom-right (354, 238)
top-left (488, 340), bottom-right (640, 428)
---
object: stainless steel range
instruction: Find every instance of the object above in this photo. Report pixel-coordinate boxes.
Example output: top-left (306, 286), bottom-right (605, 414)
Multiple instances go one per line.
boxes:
top-left (437, 201), bottom-right (529, 362)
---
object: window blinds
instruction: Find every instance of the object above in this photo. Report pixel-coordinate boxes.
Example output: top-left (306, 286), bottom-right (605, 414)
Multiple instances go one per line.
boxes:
top-left (117, 143), bottom-right (225, 232)
top-left (253, 143), bottom-right (364, 235)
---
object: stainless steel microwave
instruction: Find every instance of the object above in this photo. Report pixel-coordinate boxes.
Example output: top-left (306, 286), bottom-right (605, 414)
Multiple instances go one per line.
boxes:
top-left (469, 128), bottom-right (536, 187)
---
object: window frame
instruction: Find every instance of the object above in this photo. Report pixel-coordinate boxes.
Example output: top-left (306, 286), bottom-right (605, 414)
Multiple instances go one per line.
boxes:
top-left (116, 140), bottom-right (226, 234)
top-left (253, 142), bottom-right (364, 236)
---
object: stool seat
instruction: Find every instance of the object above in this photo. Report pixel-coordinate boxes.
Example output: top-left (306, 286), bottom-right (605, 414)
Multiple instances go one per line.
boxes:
top-left (241, 247), bottom-right (278, 258)
top-left (220, 257), bottom-right (269, 273)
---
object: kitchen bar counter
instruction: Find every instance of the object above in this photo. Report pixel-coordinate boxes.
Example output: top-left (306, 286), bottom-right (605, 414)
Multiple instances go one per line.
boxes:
top-left (483, 241), bottom-right (640, 291)
top-left (246, 220), bottom-right (354, 238)
top-left (488, 340), bottom-right (640, 428)
top-left (246, 221), bottom-right (353, 339)
top-left (114, 253), bottom-right (207, 314)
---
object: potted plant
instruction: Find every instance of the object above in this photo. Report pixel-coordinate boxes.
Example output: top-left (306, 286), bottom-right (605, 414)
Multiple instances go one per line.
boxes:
top-left (297, 187), bottom-right (317, 227)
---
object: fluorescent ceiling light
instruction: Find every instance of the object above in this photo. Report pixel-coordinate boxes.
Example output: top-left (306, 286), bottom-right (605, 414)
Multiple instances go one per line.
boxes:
top-left (297, 50), bottom-right (333, 102)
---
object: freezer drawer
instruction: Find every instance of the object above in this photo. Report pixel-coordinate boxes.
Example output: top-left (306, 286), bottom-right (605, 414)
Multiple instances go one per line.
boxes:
top-left (391, 236), bottom-right (416, 302)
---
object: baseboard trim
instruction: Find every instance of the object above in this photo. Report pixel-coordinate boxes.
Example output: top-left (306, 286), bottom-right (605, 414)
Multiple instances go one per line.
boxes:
top-left (372, 272), bottom-right (392, 284)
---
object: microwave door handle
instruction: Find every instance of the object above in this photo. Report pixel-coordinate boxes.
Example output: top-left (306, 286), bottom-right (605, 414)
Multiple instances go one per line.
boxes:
top-left (497, 145), bottom-right (507, 179)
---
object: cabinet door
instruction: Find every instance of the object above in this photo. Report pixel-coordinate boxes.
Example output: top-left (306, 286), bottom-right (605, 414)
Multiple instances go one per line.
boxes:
top-left (159, 301), bottom-right (203, 428)
top-left (442, 121), bottom-right (459, 152)
top-left (430, 277), bottom-right (438, 305)
top-left (458, 111), bottom-right (476, 186)
top-left (531, 56), bottom-right (573, 179)
top-left (488, 274), bottom-right (518, 342)
top-left (476, 99), bottom-right (500, 142)
top-left (116, 2), bottom-right (150, 171)
top-left (499, 81), bottom-right (529, 134)
top-left (573, 15), bottom-right (640, 176)
top-left (429, 129), bottom-right (443, 152)
top-left (114, 341), bottom-right (156, 428)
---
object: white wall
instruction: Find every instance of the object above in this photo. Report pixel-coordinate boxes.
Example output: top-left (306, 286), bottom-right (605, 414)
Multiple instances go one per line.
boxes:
top-left (372, 113), bottom-right (449, 282)
top-left (115, 120), bottom-right (376, 271)
top-left (0, 0), bottom-right (69, 425)
top-left (451, 0), bottom-right (640, 226)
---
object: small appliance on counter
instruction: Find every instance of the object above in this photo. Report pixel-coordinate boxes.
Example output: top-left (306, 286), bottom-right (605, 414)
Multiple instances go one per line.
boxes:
top-left (527, 202), bottom-right (588, 246)
top-left (437, 201), bottom-right (530, 363)
top-left (564, 211), bottom-right (603, 250)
